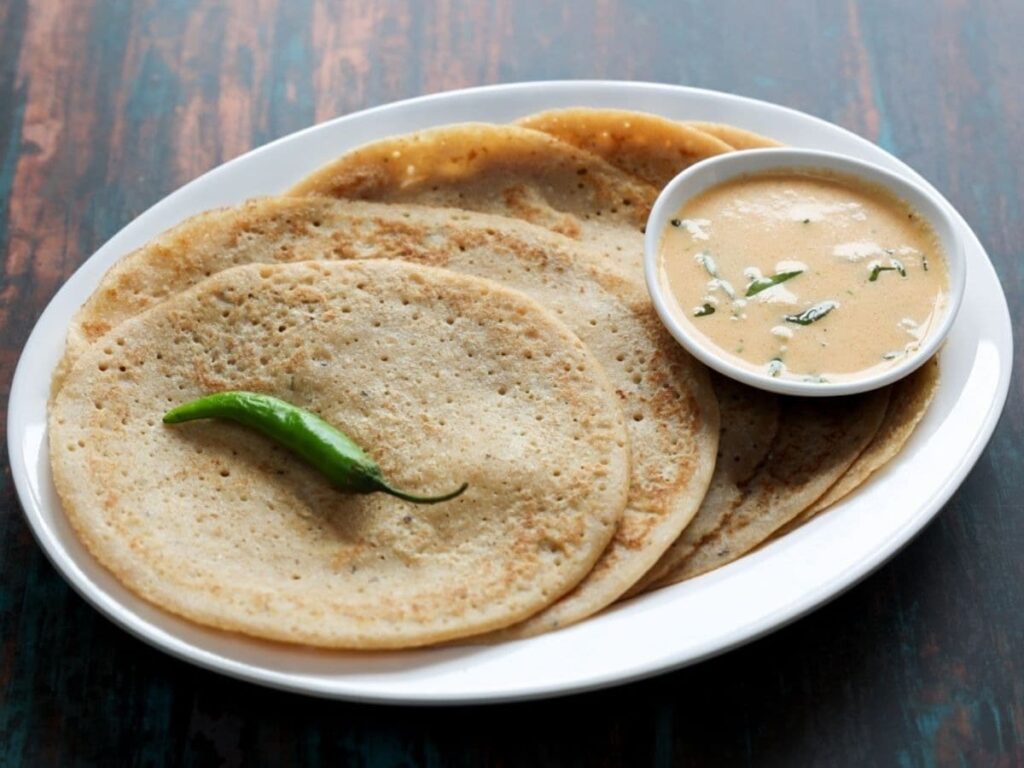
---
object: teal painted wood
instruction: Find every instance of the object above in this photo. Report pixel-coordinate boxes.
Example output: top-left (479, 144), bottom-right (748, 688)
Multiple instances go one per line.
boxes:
top-left (0, 0), bottom-right (1021, 765)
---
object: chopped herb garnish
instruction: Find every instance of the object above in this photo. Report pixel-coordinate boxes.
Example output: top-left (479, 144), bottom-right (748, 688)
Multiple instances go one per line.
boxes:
top-left (696, 253), bottom-right (739, 300)
top-left (802, 218), bottom-right (810, 224)
top-left (696, 252), bottom-right (718, 278)
top-left (922, 255), bottom-right (930, 272)
top-left (869, 260), bottom-right (907, 281)
top-left (694, 303), bottom-right (716, 317)
top-left (671, 218), bottom-right (682, 227)
top-left (785, 300), bottom-right (838, 326)
top-left (767, 358), bottom-right (785, 378)
top-left (745, 270), bottom-right (804, 297)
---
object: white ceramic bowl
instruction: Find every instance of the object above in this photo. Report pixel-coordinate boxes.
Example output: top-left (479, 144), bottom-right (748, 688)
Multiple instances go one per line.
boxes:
top-left (643, 148), bottom-right (966, 396)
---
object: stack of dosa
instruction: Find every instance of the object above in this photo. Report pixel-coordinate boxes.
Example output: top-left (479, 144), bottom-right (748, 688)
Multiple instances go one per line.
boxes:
top-left (48, 108), bottom-right (940, 648)
top-left (50, 260), bottom-right (632, 647)
top-left (54, 198), bottom-right (721, 639)
top-left (292, 109), bottom-right (939, 597)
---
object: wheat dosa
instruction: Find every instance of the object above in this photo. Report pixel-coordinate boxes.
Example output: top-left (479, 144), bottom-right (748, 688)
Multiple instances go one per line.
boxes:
top-left (682, 121), bottom-right (783, 150)
top-left (517, 108), bottom-right (732, 187)
top-left (630, 374), bottom-right (779, 593)
top-left (651, 387), bottom-right (890, 586)
top-left (288, 123), bottom-right (656, 284)
top-left (286, 114), bottom-right (939, 593)
top-left (56, 197), bottom-right (719, 635)
top-left (780, 357), bottom-right (941, 531)
top-left (50, 260), bottom-right (631, 648)
top-left (528, 112), bottom-right (935, 588)
top-left (55, 111), bottom-right (941, 633)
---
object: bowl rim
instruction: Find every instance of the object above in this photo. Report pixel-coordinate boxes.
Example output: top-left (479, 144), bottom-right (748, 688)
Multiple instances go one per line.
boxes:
top-left (643, 147), bottom-right (967, 397)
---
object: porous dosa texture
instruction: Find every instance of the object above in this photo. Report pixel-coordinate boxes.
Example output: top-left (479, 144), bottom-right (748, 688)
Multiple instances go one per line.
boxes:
top-left (287, 123), bottom-right (656, 284)
top-left (629, 375), bottom-right (779, 594)
top-left (517, 108), bottom-right (732, 188)
top-left (50, 260), bottom-right (631, 648)
top-left (681, 122), bottom-right (783, 150)
top-left (561, 116), bottom-right (918, 588)
top-left (784, 357), bottom-right (940, 528)
top-left (652, 386), bottom-right (889, 587)
top-left (56, 197), bottom-right (719, 635)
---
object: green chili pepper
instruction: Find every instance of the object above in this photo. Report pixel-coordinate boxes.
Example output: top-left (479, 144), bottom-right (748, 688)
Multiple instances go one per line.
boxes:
top-left (163, 391), bottom-right (468, 504)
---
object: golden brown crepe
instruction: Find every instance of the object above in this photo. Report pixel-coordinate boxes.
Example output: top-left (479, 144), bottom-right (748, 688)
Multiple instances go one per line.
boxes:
top-left (50, 260), bottom-right (632, 648)
top-left (630, 374), bottom-right (779, 593)
top-left (288, 122), bottom-right (656, 284)
top-left (780, 357), bottom-right (940, 531)
top-left (650, 387), bottom-right (890, 586)
top-left (56, 196), bottom-right (719, 636)
top-left (518, 108), bottom-right (732, 187)
top-left (682, 121), bottom-right (783, 150)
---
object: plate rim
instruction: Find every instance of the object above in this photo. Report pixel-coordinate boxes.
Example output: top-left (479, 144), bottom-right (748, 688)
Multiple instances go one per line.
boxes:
top-left (7, 79), bottom-right (1014, 704)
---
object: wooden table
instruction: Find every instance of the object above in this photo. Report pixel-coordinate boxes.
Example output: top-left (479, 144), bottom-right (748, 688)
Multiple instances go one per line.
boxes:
top-left (2, 1), bottom-right (1020, 764)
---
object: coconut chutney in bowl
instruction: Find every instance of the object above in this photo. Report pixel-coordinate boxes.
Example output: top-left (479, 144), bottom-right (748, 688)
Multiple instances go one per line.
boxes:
top-left (645, 148), bottom-right (965, 396)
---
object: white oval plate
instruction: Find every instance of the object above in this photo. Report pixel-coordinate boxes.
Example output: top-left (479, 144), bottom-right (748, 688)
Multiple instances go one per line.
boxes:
top-left (8, 81), bottom-right (1012, 705)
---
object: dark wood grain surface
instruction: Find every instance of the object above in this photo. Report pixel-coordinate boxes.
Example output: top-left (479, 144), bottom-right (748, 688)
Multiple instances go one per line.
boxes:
top-left (2, 1), bottom-right (1021, 765)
